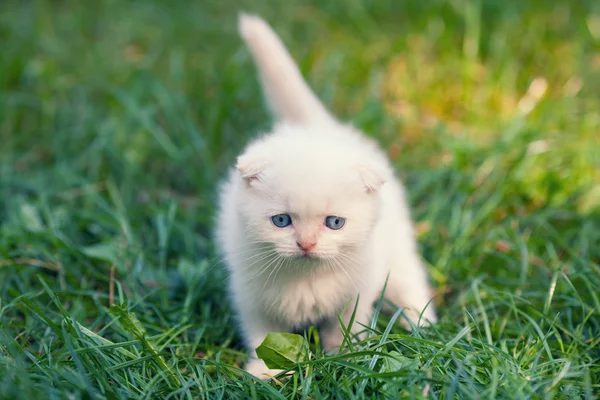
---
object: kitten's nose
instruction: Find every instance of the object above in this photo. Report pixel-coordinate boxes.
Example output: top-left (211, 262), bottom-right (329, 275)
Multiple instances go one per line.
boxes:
top-left (296, 241), bottom-right (316, 252)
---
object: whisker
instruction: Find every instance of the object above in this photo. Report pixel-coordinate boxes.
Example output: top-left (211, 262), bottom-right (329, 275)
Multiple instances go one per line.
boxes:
top-left (335, 253), bottom-right (366, 285)
top-left (241, 249), bottom-right (278, 264)
top-left (263, 257), bottom-right (282, 289)
top-left (270, 255), bottom-right (291, 286)
top-left (244, 251), bottom-right (280, 277)
top-left (207, 242), bottom-right (272, 266)
top-left (246, 256), bottom-right (279, 282)
top-left (330, 255), bottom-right (361, 291)
top-left (253, 254), bottom-right (282, 285)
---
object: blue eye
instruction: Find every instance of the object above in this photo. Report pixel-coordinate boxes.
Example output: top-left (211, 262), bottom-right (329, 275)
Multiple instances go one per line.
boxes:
top-left (325, 216), bottom-right (345, 230)
top-left (271, 214), bottom-right (292, 228)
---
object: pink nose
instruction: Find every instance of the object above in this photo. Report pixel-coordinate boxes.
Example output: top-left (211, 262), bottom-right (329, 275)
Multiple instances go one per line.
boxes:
top-left (297, 241), bottom-right (316, 252)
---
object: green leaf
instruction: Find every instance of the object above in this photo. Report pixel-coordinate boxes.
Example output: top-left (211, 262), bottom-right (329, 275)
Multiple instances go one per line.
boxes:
top-left (380, 351), bottom-right (420, 394)
top-left (19, 203), bottom-right (44, 232)
top-left (82, 240), bottom-right (122, 264)
top-left (380, 351), bottom-right (419, 373)
top-left (255, 332), bottom-right (305, 370)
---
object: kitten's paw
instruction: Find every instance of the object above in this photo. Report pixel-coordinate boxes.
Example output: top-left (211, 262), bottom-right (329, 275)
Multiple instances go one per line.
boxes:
top-left (322, 342), bottom-right (341, 354)
top-left (245, 359), bottom-right (285, 380)
top-left (401, 307), bottom-right (437, 329)
top-left (321, 326), bottom-right (368, 353)
top-left (320, 329), bottom-right (344, 354)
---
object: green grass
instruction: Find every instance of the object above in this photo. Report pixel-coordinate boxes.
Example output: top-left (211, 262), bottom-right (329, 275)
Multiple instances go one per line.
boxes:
top-left (1, 0), bottom-right (599, 398)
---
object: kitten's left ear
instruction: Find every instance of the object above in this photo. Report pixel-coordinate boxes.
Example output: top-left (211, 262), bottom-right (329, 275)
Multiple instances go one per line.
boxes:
top-left (356, 165), bottom-right (386, 193)
top-left (236, 153), bottom-right (266, 186)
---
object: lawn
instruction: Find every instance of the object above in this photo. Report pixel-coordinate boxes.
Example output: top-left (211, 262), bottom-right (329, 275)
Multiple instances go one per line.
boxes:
top-left (1, 0), bottom-right (599, 398)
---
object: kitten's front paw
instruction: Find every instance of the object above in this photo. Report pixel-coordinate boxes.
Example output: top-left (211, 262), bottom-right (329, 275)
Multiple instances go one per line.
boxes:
top-left (245, 359), bottom-right (285, 380)
top-left (320, 328), bottom-right (344, 354)
top-left (401, 307), bottom-right (437, 329)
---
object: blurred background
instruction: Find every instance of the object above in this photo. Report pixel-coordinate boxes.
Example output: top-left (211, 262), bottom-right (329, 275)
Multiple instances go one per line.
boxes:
top-left (2, 1), bottom-right (599, 211)
top-left (1, 0), bottom-right (599, 397)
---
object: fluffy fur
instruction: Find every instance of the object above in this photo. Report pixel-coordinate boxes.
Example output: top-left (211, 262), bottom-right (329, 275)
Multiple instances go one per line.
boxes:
top-left (215, 14), bottom-right (437, 379)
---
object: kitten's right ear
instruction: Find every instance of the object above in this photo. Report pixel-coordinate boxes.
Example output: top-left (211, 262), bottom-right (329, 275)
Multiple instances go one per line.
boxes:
top-left (236, 154), bottom-right (266, 186)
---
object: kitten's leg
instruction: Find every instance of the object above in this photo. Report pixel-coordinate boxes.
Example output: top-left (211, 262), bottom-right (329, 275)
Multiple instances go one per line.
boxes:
top-left (385, 251), bottom-right (437, 328)
top-left (319, 297), bottom-right (373, 352)
top-left (239, 308), bottom-right (289, 379)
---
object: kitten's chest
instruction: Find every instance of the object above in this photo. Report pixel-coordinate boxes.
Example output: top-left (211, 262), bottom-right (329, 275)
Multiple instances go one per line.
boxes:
top-left (257, 267), bottom-right (356, 327)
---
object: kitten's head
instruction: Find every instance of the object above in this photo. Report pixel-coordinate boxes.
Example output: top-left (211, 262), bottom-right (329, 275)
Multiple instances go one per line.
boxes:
top-left (235, 123), bottom-right (388, 261)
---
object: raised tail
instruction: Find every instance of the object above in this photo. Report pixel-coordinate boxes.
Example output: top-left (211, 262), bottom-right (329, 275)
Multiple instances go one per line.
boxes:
top-left (238, 14), bottom-right (333, 124)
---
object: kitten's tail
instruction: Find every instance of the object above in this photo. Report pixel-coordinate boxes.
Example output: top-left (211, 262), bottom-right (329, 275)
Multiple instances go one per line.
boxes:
top-left (238, 14), bottom-right (333, 124)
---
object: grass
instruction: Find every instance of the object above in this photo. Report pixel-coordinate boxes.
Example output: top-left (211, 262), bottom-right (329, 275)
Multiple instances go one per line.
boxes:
top-left (1, 0), bottom-right (599, 398)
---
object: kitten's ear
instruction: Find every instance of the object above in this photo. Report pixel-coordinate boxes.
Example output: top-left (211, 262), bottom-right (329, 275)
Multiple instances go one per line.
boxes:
top-left (236, 154), bottom-right (266, 186)
top-left (356, 165), bottom-right (386, 193)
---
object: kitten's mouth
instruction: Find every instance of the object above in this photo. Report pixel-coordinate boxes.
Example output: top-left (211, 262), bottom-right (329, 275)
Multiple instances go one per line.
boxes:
top-left (285, 251), bottom-right (319, 260)
top-left (277, 249), bottom-right (323, 261)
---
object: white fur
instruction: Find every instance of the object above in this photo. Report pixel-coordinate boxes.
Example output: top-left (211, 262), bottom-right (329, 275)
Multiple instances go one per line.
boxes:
top-left (216, 14), bottom-right (437, 379)
top-left (238, 14), bottom-right (332, 124)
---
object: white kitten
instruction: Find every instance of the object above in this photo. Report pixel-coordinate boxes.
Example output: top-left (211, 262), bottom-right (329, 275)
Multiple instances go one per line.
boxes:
top-left (216, 14), bottom-right (437, 379)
